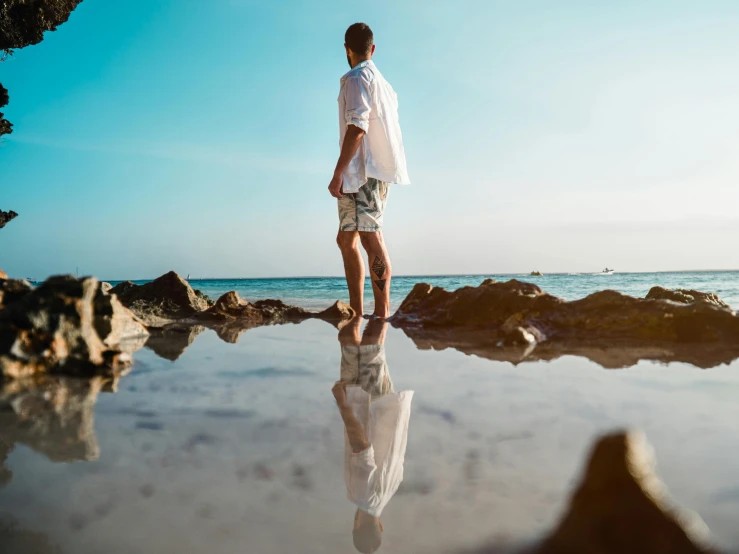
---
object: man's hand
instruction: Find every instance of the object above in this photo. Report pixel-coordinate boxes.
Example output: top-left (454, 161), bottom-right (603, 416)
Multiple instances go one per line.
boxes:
top-left (332, 380), bottom-right (348, 408)
top-left (328, 174), bottom-right (344, 199)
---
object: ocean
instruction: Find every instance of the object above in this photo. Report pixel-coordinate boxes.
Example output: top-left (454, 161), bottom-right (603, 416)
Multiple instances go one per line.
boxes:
top-left (112, 270), bottom-right (739, 311)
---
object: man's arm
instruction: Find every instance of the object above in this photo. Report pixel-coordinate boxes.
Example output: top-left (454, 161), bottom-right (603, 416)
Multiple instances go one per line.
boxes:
top-left (328, 125), bottom-right (365, 199)
top-left (328, 75), bottom-right (371, 199)
top-left (332, 381), bottom-right (371, 453)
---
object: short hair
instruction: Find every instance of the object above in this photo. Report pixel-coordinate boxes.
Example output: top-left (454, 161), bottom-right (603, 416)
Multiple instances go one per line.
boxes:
top-left (345, 23), bottom-right (373, 55)
top-left (353, 517), bottom-right (382, 553)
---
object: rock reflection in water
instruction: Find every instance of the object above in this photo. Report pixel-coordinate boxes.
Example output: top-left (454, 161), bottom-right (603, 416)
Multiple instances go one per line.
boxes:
top-left (0, 374), bottom-right (116, 481)
top-left (332, 318), bottom-right (414, 554)
top-left (144, 325), bottom-right (206, 360)
top-left (402, 330), bottom-right (739, 369)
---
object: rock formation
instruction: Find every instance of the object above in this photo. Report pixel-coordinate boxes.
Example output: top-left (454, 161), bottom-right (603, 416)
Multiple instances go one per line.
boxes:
top-left (110, 271), bottom-right (213, 327)
top-left (646, 286), bottom-right (731, 310)
top-left (0, 209), bottom-right (18, 229)
top-left (1, 0), bottom-right (84, 136)
top-left (108, 272), bottom-right (355, 356)
top-left (391, 280), bottom-right (739, 369)
top-left (537, 431), bottom-right (715, 554)
top-left (1, 275), bottom-right (149, 378)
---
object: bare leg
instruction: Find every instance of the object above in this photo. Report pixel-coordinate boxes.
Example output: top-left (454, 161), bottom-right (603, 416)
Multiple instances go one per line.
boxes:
top-left (337, 231), bottom-right (365, 316)
top-left (359, 231), bottom-right (392, 318)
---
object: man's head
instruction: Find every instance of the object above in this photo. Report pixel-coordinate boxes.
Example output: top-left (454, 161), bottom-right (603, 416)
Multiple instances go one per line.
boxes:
top-left (353, 509), bottom-right (383, 553)
top-left (345, 22), bottom-right (375, 68)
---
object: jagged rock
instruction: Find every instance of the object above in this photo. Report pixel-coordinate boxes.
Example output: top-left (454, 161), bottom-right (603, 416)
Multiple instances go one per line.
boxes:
top-left (110, 271), bottom-right (211, 327)
top-left (0, 276), bottom-right (148, 379)
top-left (391, 280), bottom-right (739, 369)
top-left (1, 0), bottom-right (85, 137)
top-left (0, 210), bottom-right (18, 229)
top-left (538, 431), bottom-right (715, 554)
top-left (194, 288), bottom-right (215, 307)
top-left (647, 286), bottom-right (731, 310)
top-left (200, 291), bottom-right (311, 322)
top-left (0, 277), bottom-right (33, 307)
top-left (0, 375), bottom-right (108, 466)
top-left (315, 300), bottom-right (356, 322)
top-left (145, 325), bottom-right (206, 361)
top-left (0, 269), bottom-right (7, 279)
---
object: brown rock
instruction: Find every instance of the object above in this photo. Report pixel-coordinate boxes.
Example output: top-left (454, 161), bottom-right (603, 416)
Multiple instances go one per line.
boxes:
top-left (538, 431), bottom-right (715, 554)
top-left (0, 277), bottom-right (33, 307)
top-left (1, 276), bottom-right (148, 379)
top-left (315, 300), bottom-right (356, 322)
top-left (0, 269), bottom-right (7, 279)
top-left (391, 280), bottom-right (739, 369)
top-left (647, 286), bottom-right (731, 310)
top-left (110, 271), bottom-right (211, 327)
top-left (200, 291), bottom-right (311, 322)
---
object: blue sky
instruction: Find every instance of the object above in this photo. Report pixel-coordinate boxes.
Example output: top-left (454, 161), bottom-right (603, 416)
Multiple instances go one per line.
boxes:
top-left (1, 0), bottom-right (738, 279)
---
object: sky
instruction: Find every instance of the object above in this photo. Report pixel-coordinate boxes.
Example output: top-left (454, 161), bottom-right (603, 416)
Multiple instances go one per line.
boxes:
top-left (1, 0), bottom-right (739, 280)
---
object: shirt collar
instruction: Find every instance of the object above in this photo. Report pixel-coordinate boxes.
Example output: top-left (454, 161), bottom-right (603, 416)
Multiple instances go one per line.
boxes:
top-left (340, 59), bottom-right (374, 83)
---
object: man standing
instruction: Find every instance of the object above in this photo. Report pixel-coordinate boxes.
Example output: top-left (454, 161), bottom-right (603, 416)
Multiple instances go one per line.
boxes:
top-left (329, 23), bottom-right (410, 319)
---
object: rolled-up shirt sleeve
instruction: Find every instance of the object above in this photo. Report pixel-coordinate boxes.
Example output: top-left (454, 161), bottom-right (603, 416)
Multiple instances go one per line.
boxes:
top-left (347, 445), bottom-right (380, 508)
top-left (344, 75), bottom-right (372, 133)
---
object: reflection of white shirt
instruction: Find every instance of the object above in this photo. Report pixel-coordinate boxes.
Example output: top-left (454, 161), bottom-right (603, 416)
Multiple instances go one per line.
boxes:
top-left (344, 386), bottom-right (414, 516)
top-left (338, 60), bottom-right (411, 193)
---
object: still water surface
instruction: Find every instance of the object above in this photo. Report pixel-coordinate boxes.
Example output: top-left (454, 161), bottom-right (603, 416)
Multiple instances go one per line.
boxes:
top-left (1, 320), bottom-right (739, 553)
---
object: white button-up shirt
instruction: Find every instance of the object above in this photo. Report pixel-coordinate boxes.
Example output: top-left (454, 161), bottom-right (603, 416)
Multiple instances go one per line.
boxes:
top-left (344, 385), bottom-right (414, 517)
top-left (338, 60), bottom-right (411, 193)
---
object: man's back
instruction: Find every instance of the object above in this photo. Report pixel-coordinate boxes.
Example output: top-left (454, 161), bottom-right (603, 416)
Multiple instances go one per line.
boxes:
top-left (338, 60), bottom-right (410, 194)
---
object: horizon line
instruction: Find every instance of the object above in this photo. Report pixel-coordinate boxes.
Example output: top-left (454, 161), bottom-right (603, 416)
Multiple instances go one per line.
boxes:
top-left (100, 268), bottom-right (739, 282)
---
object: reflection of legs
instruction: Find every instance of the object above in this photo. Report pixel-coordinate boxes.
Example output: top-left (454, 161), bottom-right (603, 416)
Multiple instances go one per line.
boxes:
top-left (338, 316), bottom-right (362, 347)
top-left (361, 318), bottom-right (387, 346)
top-left (337, 231), bottom-right (365, 316)
top-left (359, 231), bottom-right (392, 319)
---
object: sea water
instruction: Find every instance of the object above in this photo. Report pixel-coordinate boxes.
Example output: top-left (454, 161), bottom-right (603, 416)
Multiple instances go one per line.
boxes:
top-left (111, 271), bottom-right (739, 310)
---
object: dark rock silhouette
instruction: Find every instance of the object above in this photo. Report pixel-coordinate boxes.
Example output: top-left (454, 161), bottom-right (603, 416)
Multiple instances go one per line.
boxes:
top-left (1, 0), bottom-right (84, 137)
top-left (0, 275), bottom-right (32, 305)
top-left (538, 431), bottom-right (715, 554)
top-left (1, 275), bottom-right (148, 378)
top-left (391, 280), bottom-right (739, 369)
top-left (0, 209), bottom-right (18, 229)
top-left (0, 84), bottom-right (9, 136)
top-left (464, 432), bottom-right (718, 554)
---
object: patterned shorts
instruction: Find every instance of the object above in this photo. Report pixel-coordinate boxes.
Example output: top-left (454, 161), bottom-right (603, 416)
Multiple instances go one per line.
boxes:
top-left (338, 178), bottom-right (389, 232)
top-left (340, 344), bottom-right (394, 399)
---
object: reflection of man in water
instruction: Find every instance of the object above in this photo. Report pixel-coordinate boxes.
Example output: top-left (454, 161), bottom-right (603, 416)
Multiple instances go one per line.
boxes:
top-left (331, 318), bottom-right (414, 553)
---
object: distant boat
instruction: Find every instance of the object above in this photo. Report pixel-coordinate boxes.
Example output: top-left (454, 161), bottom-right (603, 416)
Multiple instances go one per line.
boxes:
top-left (600, 268), bottom-right (615, 275)
top-left (530, 270), bottom-right (543, 276)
